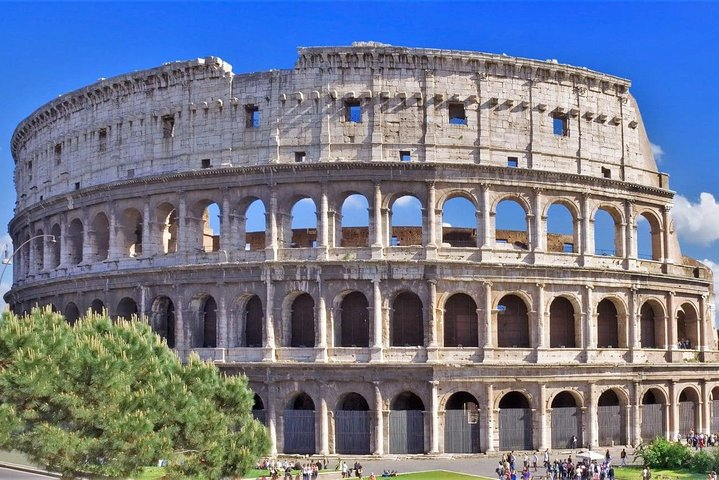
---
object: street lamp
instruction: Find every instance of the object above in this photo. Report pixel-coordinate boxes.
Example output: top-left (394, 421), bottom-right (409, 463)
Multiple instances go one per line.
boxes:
top-left (0, 234), bottom-right (57, 297)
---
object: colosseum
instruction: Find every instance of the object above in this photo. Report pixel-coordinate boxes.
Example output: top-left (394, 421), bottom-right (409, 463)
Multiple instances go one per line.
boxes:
top-left (7, 42), bottom-right (718, 456)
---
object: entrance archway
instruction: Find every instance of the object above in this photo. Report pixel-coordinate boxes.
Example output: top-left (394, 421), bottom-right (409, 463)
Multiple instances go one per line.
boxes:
top-left (389, 392), bottom-right (425, 454)
top-left (498, 392), bottom-right (532, 450)
top-left (641, 389), bottom-right (666, 442)
top-left (335, 393), bottom-right (371, 454)
top-left (550, 392), bottom-right (582, 448)
top-left (444, 392), bottom-right (480, 453)
top-left (597, 389), bottom-right (626, 446)
top-left (283, 393), bottom-right (316, 454)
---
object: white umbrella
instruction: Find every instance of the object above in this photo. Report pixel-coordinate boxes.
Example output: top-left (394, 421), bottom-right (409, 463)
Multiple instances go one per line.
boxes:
top-left (576, 450), bottom-right (605, 461)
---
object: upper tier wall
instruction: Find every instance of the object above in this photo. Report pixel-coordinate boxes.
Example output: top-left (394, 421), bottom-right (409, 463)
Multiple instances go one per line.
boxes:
top-left (11, 46), bottom-right (662, 214)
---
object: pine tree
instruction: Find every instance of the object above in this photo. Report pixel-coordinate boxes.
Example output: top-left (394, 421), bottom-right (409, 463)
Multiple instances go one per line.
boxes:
top-left (0, 308), bottom-right (269, 479)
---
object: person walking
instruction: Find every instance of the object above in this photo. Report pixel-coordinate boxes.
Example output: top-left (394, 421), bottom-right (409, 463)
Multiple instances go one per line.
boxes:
top-left (620, 448), bottom-right (626, 467)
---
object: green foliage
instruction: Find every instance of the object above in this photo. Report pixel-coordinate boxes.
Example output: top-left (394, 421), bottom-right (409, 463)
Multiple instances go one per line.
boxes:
top-left (0, 307), bottom-right (269, 479)
top-left (688, 449), bottom-right (714, 473)
top-left (634, 437), bottom-right (690, 469)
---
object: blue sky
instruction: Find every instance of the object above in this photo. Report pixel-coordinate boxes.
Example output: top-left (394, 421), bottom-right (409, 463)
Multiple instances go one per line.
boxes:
top-left (1, 1), bottom-right (718, 300)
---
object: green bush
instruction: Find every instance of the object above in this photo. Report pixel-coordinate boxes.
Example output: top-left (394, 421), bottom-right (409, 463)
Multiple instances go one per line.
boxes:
top-left (689, 449), bottom-right (714, 473)
top-left (635, 438), bottom-right (690, 469)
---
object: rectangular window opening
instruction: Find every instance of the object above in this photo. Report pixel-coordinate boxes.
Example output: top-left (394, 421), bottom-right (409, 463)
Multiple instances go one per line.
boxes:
top-left (54, 144), bottom-right (62, 164)
top-left (345, 99), bottom-right (362, 123)
top-left (126, 169), bottom-right (135, 178)
top-left (74, 182), bottom-right (80, 191)
top-left (496, 238), bottom-right (508, 244)
top-left (245, 105), bottom-right (260, 128)
top-left (201, 158), bottom-right (212, 169)
top-left (245, 243), bottom-right (252, 251)
top-left (449, 102), bottom-right (467, 125)
top-left (295, 151), bottom-right (306, 163)
top-left (400, 151), bottom-right (411, 162)
top-left (601, 167), bottom-right (612, 178)
top-left (162, 115), bottom-right (175, 138)
top-left (507, 156), bottom-right (519, 168)
top-left (390, 236), bottom-right (400, 246)
top-left (552, 114), bottom-right (569, 136)
top-left (27, 160), bottom-right (32, 171)
top-left (98, 128), bottom-right (108, 152)
top-left (563, 243), bottom-right (574, 253)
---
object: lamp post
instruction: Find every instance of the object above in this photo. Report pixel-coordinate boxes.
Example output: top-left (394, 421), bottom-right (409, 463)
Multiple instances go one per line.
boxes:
top-left (0, 234), bottom-right (57, 295)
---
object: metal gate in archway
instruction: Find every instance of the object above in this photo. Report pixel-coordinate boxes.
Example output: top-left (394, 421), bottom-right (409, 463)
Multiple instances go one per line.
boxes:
top-left (335, 411), bottom-right (371, 454)
top-left (253, 409), bottom-right (267, 426)
top-left (597, 405), bottom-right (625, 446)
top-left (389, 410), bottom-right (424, 454)
top-left (679, 402), bottom-right (696, 435)
top-left (444, 410), bottom-right (481, 453)
top-left (641, 404), bottom-right (664, 442)
top-left (551, 407), bottom-right (582, 449)
top-left (712, 401), bottom-right (719, 433)
top-left (283, 410), bottom-right (316, 454)
top-left (499, 408), bottom-right (532, 450)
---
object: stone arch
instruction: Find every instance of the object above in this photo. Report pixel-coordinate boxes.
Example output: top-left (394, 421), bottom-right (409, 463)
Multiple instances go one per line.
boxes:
top-left (286, 197), bottom-right (318, 248)
top-left (389, 391), bottom-right (425, 454)
top-left (391, 291), bottom-right (424, 347)
top-left (443, 293), bottom-right (478, 347)
top-left (549, 296), bottom-right (577, 348)
top-left (498, 391), bottom-right (533, 450)
top-left (641, 387), bottom-right (667, 442)
top-left (441, 195), bottom-right (478, 248)
top-left (239, 197), bottom-right (267, 251)
top-left (290, 292), bottom-right (315, 347)
top-left (640, 299), bottom-right (666, 349)
top-left (243, 295), bottom-right (264, 348)
top-left (50, 223), bottom-right (61, 267)
top-left (252, 393), bottom-right (267, 425)
top-left (494, 197), bottom-right (529, 250)
top-left (389, 194), bottom-right (423, 247)
top-left (338, 290), bottom-right (369, 347)
top-left (550, 390), bottom-right (583, 449)
top-left (497, 294), bottom-right (530, 348)
top-left (32, 229), bottom-right (45, 271)
top-left (596, 297), bottom-right (627, 348)
top-left (596, 387), bottom-right (628, 446)
top-left (189, 294), bottom-right (217, 348)
top-left (335, 392), bottom-right (371, 454)
top-left (90, 299), bottom-right (105, 314)
top-left (592, 205), bottom-right (624, 257)
top-left (677, 302), bottom-right (699, 350)
top-left (64, 302), bottom-right (80, 325)
top-left (678, 386), bottom-right (700, 434)
top-left (636, 210), bottom-right (663, 261)
top-left (156, 202), bottom-right (178, 254)
top-left (67, 218), bottom-right (83, 265)
top-left (284, 392), bottom-right (316, 455)
top-left (546, 200), bottom-right (579, 254)
top-left (444, 391), bottom-right (481, 453)
top-left (339, 193), bottom-right (370, 247)
top-left (116, 297), bottom-right (138, 320)
top-left (117, 208), bottom-right (143, 257)
top-left (195, 200), bottom-right (222, 253)
top-left (90, 212), bottom-right (110, 261)
top-left (151, 295), bottom-right (176, 348)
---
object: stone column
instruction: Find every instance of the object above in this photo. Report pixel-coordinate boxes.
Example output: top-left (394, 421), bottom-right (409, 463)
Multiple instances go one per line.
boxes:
top-left (221, 192), bottom-right (230, 251)
top-left (584, 285), bottom-right (596, 350)
top-left (667, 291), bottom-right (676, 351)
top-left (217, 293), bottom-right (228, 348)
top-left (629, 288), bottom-right (640, 350)
top-left (319, 396), bottom-right (329, 455)
top-left (485, 383), bottom-right (495, 452)
top-left (539, 384), bottom-right (549, 450)
top-left (320, 184), bottom-right (329, 250)
top-left (263, 268), bottom-right (276, 360)
top-left (81, 209), bottom-right (92, 264)
top-left (624, 200), bottom-right (634, 260)
top-left (429, 380), bottom-right (440, 453)
top-left (669, 381), bottom-right (679, 440)
top-left (42, 221), bottom-right (52, 270)
top-left (533, 188), bottom-right (545, 252)
top-left (632, 381), bottom-right (642, 446)
top-left (481, 184), bottom-right (491, 248)
top-left (483, 282), bottom-right (493, 358)
top-left (316, 271), bottom-right (328, 362)
top-left (581, 194), bottom-right (592, 257)
top-left (536, 283), bottom-right (546, 349)
top-left (371, 277), bottom-right (384, 362)
top-left (427, 279), bottom-right (438, 349)
top-left (588, 383), bottom-right (598, 447)
top-left (373, 382), bottom-right (384, 455)
top-left (59, 216), bottom-right (68, 266)
top-left (702, 380), bottom-right (710, 434)
top-left (267, 188), bottom-right (278, 259)
top-left (662, 205), bottom-right (673, 264)
top-left (177, 195), bottom-right (187, 254)
top-left (142, 198), bottom-right (151, 256)
top-left (427, 182), bottom-right (437, 249)
top-left (267, 386), bottom-right (278, 455)
top-left (699, 295), bottom-right (708, 351)
top-left (108, 205), bottom-right (119, 259)
top-left (371, 183), bottom-right (383, 257)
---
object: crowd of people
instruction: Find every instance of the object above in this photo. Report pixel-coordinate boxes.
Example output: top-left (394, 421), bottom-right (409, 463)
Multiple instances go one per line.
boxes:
top-left (496, 448), bottom-right (620, 480)
top-left (256, 458), bottom-right (377, 480)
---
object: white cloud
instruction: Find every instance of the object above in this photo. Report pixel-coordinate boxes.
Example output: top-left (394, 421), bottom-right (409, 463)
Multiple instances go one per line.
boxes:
top-left (393, 195), bottom-right (420, 208)
top-left (341, 194), bottom-right (368, 211)
top-left (442, 222), bottom-right (452, 227)
top-left (650, 142), bottom-right (665, 164)
top-left (673, 193), bottom-right (719, 246)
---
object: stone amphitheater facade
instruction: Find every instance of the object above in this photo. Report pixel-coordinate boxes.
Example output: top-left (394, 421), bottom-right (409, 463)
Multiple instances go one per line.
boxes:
top-left (8, 43), bottom-right (718, 456)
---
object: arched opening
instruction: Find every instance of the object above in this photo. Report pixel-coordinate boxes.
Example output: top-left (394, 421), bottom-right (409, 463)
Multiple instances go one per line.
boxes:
top-left (290, 293), bottom-right (315, 347)
top-left (637, 212), bottom-right (662, 261)
top-left (90, 212), bottom-right (110, 261)
top-left (640, 302), bottom-right (662, 349)
top-left (389, 392), bottom-right (425, 454)
top-left (340, 194), bottom-right (370, 247)
top-left (90, 299), bottom-right (105, 315)
top-left (497, 295), bottom-right (529, 348)
top-left (151, 296), bottom-right (176, 348)
top-left (290, 198), bottom-right (317, 248)
top-left (641, 388), bottom-right (666, 442)
top-left (597, 299), bottom-right (620, 348)
top-left (498, 392), bottom-right (532, 450)
top-left (495, 199), bottom-right (528, 250)
top-left (157, 203), bottom-right (178, 254)
top-left (679, 388), bottom-right (699, 435)
top-left (391, 292), bottom-right (424, 347)
top-left (550, 392), bottom-right (582, 448)
top-left (390, 195), bottom-right (422, 247)
top-left (244, 295), bottom-right (263, 348)
top-left (594, 208), bottom-right (620, 257)
top-left (243, 199), bottom-right (266, 251)
top-left (252, 394), bottom-right (266, 425)
top-left (201, 296), bottom-right (217, 348)
top-left (116, 297), bottom-right (138, 321)
top-left (339, 291), bottom-right (369, 347)
top-left (444, 392), bottom-right (481, 453)
top-left (335, 393), bottom-right (371, 454)
top-left (33, 230), bottom-right (45, 271)
top-left (547, 203), bottom-right (576, 253)
top-left (67, 218), bottom-right (84, 265)
top-left (201, 202), bottom-right (221, 252)
top-left (284, 393), bottom-right (316, 454)
top-left (549, 297), bottom-right (576, 348)
top-left (118, 208), bottom-right (142, 257)
top-left (443, 293), bottom-right (478, 347)
top-left (597, 389), bottom-right (626, 446)
top-left (441, 196), bottom-right (477, 247)
top-left (677, 303), bottom-right (698, 350)
top-left (50, 224), bottom-right (61, 267)
top-left (64, 302), bottom-right (80, 325)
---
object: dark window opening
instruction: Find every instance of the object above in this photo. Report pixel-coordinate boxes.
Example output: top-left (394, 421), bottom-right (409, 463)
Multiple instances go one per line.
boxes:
top-left (508, 156), bottom-right (519, 168)
top-left (400, 151), bottom-right (411, 162)
top-left (291, 293), bottom-right (315, 347)
top-left (99, 128), bottom-right (108, 152)
top-left (497, 295), bottom-right (529, 348)
top-left (601, 167), bottom-right (611, 178)
top-left (127, 169), bottom-right (135, 178)
top-left (449, 102), bottom-right (467, 125)
top-left (54, 144), bottom-right (62, 164)
top-left (391, 292), bottom-right (424, 347)
top-left (74, 182), bottom-right (80, 191)
top-left (340, 292), bottom-right (369, 347)
top-left (245, 296), bottom-right (263, 348)
top-left (27, 160), bottom-right (32, 171)
top-left (345, 99), bottom-right (362, 123)
top-left (552, 114), bottom-right (569, 136)
top-left (295, 151), bottom-right (306, 163)
top-left (162, 115), bottom-right (175, 138)
top-left (245, 105), bottom-right (260, 128)
top-left (201, 158), bottom-right (212, 169)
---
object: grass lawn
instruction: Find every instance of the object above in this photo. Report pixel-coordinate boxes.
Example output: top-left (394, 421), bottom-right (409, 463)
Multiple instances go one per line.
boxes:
top-left (397, 471), bottom-right (490, 479)
top-left (613, 466), bottom-right (706, 480)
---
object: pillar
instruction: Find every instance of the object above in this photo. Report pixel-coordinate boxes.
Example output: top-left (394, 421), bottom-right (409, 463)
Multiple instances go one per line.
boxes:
top-left (267, 188), bottom-right (278, 259)
top-left (481, 184), bottom-right (491, 247)
top-left (177, 195), bottom-right (187, 254)
top-left (588, 383), bottom-right (598, 448)
top-left (669, 381), bottom-right (679, 440)
top-left (533, 188), bottom-right (545, 252)
top-left (59, 217), bottom-right (68, 266)
top-left (624, 200), bottom-right (634, 260)
top-left (427, 182), bottom-right (437, 248)
top-left (81, 209), bottom-right (92, 264)
top-left (373, 382), bottom-right (384, 455)
top-left (430, 380), bottom-right (439, 453)
top-left (629, 288), bottom-right (640, 350)
top-left (584, 285), bottom-right (596, 349)
top-left (42, 221), bottom-right (52, 270)
top-left (632, 382), bottom-right (642, 446)
top-left (428, 279), bottom-right (438, 348)
top-left (701, 381), bottom-right (709, 434)
top-left (221, 192), bottom-right (230, 251)
top-left (483, 282), bottom-right (493, 349)
top-left (371, 277), bottom-right (384, 362)
top-left (699, 295), bottom-right (708, 351)
top-left (662, 205), bottom-right (673, 264)
top-left (217, 293), bottom-right (228, 348)
top-left (320, 185), bottom-right (329, 249)
top-left (485, 383), bottom-right (495, 452)
top-left (142, 198), bottom-right (151, 256)
top-left (319, 396), bottom-right (329, 455)
top-left (317, 271), bottom-right (328, 362)
top-left (108, 205), bottom-right (119, 259)
top-left (264, 268), bottom-right (276, 360)
top-left (581, 194), bottom-right (592, 257)
top-left (372, 183), bottom-right (383, 252)
top-left (667, 291), bottom-right (676, 350)
top-left (267, 386), bottom-right (278, 455)
top-left (536, 283), bottom-right (546, 348)
top-left (539, 384), bottom-right (549, 450)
